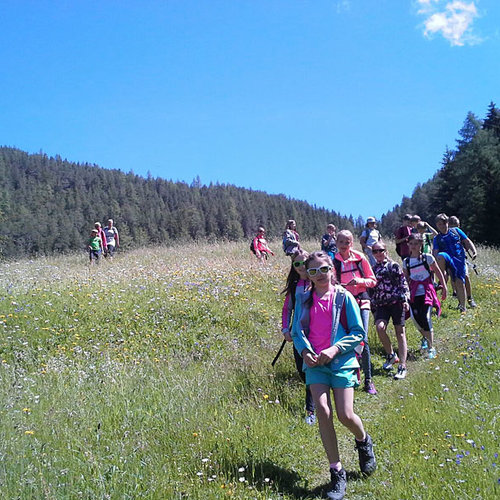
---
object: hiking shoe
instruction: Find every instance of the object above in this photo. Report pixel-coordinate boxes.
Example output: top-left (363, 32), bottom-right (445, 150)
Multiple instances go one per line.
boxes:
top-left (305, 412), bottom-right (316, 425)
top-left (326, 467), bottom-right (347, 500)
top-left (458, 305), bottom-right (467, 314)
top-left (355, 434), bottom-right (376, 476)
top-left (364, 380), bottom-right (377, 395)
top-left (420, 337), bottom-right (429, 351)
top-left (428, 348), bottom-right (437, 359)
top-left (468, 297), bottom-right (477, 308)
top-left (383, 352), bottom-right (399, 370)
top-left (394, 365), bottom-right (407, 380)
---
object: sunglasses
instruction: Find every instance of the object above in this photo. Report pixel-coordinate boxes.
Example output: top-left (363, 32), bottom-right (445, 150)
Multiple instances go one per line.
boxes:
top-left (293, 260), bottom-right (306, 268)
top-left (307, 265), bottom-right (331, 277)
top-left (372, 249), bottom-right (386, 254)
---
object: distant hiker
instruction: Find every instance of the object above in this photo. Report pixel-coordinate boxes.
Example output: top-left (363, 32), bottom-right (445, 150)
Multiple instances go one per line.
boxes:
top-left (410, 214), bottom-right (421, 233)
top-left (371, 241), bottom-right (411, 380)
top-left (334, 230), bottom-right (377, 395)
top-left (292, 251), bottom-right (376, 499)
top-left (416, 221), bottom-right (437, 255)
top-left (104, 219), bottom-right (119, 258)
top-left (433, 213), bottom-right (477, 312)
top-left (281, 249), bottom-right (315, 425)
top-left (94, 222), bottom-right (108, 255)
top-left (88, 228), bottom-right (103, 264)
top-left (359, 217), bottom-right (381, 267)
top-left (251, 227), bottom-right (274, 263)
top-left (449, 217), bottom-right (476, 308)
top-left (282, 219), bottom-right (300, 256)
top-left (403, 233), bottom-right (447, 359)
top-left (394, 214), bottom-right (413, 259)
top-left (321, 223), bottom-right (338, 260)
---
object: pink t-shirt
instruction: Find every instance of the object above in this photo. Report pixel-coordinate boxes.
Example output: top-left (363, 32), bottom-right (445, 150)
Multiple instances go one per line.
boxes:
top-left (308, 289), bottom-right (334, 354)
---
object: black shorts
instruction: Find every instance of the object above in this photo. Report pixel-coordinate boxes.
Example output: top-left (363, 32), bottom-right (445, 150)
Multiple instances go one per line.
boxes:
top-left (374, 302), bottom-right (406, 327)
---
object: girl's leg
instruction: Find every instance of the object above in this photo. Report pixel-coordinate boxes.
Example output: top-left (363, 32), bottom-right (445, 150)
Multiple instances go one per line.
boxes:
top-left (360, 309), bottom-right (373, 381)
top-left (454, 277), bottom-right (467, 310)
top-left (375, 319), bottom-right (393, 355)
top-left (293, 347), bottom-right (314, 413)
top-left (332, 387), bottom-right (365, 441)
top-left (394, 325), bottom-right (407, 366)
top-left (310, 384), bottom-right (340, 463)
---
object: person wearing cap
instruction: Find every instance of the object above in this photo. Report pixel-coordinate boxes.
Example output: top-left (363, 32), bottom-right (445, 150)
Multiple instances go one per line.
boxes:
top-left (88, 228), bottom-right (103, 264)
top-left (394, 214), bottom-right (413, 260)
top-left (104, 219), bottom-right (119, 258)
top-left (94, 222), bottom-right (108, 255)
top-left (359, 217), bottom-right (381, 267)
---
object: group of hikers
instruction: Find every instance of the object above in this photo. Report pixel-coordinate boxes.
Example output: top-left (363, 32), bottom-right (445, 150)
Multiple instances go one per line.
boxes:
top-left (87, 219), bottom-right (120, 264)
top-left (259, 214), bottom-right (477, 499)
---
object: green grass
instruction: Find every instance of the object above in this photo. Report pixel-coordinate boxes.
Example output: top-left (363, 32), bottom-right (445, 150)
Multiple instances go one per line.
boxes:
top-left (0, 241), bottom-right (499, 499)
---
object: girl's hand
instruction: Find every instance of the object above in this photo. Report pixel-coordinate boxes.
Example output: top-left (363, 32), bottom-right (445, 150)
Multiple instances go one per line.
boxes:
top-left (403, 302), bottom-right (410, 312)
top-left (303, 351), bottom-right (318, 367)
top-left (440, 286), bottom-right (447, 301)
top-left (283, 332), bottom-right (293, 342)
top-left (317, 346), bottom-right (340, 365)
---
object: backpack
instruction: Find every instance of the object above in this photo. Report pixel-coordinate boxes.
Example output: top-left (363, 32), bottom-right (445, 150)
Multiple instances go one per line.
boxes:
top-left (333, 256), bottom-right (372, 301)
top-left (282, 230), bottom-right (299, 256)
top-left (332, 256), bottom-right (365, 281)
top-left (403, 254), bottom-right (431, 274)
top-left (303, 286), bottom-right (364, 363)
top-left (250, 238), bottom-right (257, 255)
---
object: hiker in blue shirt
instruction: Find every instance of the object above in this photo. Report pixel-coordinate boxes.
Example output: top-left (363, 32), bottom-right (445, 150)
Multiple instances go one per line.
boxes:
top-left (433, 213), bottom-right (477, 313)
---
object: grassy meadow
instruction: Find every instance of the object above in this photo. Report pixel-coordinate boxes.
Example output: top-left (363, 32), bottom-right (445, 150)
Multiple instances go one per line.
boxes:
top-left (0, 240), bottom-right (499, 499)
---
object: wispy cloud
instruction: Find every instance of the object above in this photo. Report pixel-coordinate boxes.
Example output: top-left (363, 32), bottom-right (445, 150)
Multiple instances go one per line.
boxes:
top-left (416, 0), bottom-right (481, 46)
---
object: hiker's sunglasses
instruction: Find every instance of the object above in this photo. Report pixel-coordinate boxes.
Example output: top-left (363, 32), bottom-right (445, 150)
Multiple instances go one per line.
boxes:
top-left (372, 249), bottom-right (386, 254)
top-left (306, 265), bottom-right (331, 277)
top-left (293, 260), bottom-right (306, 268)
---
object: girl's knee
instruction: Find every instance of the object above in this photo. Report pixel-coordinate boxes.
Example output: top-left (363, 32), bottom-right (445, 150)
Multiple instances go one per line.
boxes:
top-left (336, 409), bottom-right (357, 427)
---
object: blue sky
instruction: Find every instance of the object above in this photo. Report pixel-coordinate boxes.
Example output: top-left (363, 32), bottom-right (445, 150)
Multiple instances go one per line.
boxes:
top-left (1, 0), bottom-right (499, 220)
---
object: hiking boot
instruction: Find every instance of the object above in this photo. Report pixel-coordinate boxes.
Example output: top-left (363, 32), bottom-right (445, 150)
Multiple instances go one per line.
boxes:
top-left (468, 297), bottom-right (477, 308)
top-left (383, 352), bottom-right (399, 370)
top-left (428, 348), bottom-right (437, 359)
top-left (364, 380), bottom-right (377, 395)
top-left (420, 337), bottom-right (429, 351)
top-left (326, 467), bottom-right (347, 500)
top-left (355, 434), bottom-right (376, 476)
top-left (394, 365), bottom-right (407, 380)
top-left (305, 412), bottom-right (316, 426)
top-left (458, 305), bottom-right (467, 314)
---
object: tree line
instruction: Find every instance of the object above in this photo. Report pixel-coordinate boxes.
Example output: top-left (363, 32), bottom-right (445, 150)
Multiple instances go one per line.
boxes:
top-left (379, 102), bottom-right (500, 246)
top-left (0, 147), bottom-right (359, 258)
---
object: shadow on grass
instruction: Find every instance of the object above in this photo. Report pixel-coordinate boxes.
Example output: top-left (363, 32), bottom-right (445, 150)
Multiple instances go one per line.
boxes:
top-left (225, 460), bottom-right (369, 499)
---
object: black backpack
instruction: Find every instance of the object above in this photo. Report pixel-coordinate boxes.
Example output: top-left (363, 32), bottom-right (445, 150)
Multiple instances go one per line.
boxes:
top-left (250, 238), bottom-right (257, 255)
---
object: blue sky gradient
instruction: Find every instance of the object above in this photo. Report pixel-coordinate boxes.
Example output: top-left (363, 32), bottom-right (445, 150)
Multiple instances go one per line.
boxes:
top-left (1, 0), bottom-right (499, 219)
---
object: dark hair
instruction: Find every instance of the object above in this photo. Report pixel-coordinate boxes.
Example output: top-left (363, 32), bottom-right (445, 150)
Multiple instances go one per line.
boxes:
top-left (305, 251), bottom-right (336, 307)
top-left (281, 250), bottom-right (310, 297)
top-left (408, 233), bottom-right (423, 244)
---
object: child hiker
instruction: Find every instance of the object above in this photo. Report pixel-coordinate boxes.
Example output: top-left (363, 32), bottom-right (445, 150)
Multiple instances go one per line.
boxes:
top-left (334, 230), bottom-right (377, 395)
top-left (403, 234), bottom-right (447, 359)
top-left (371, 241), bottom-right (411, 380)
top-left (88, 228), bottom-right (103, 265)
top-left (292, 251), bottom-right (376, 500)
top-left (281, 249), bottom-right (315, 425)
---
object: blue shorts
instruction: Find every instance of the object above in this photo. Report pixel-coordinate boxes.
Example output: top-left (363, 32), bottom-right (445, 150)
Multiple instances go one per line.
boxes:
top-left (438, 252), bottom-right (466, 283)
top-left (305, 366), bottom-right (359, 389)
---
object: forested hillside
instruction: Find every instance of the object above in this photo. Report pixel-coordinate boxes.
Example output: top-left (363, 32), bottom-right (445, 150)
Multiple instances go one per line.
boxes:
top-left (379, 102), bottom-right (500, 246)
top-left (0, 147), bottom-right (357, 258)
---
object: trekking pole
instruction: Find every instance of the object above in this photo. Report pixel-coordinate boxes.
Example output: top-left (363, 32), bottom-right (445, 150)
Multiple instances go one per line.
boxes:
top-left (271, 339), bottom-right (287, 367)
top-left (466, 250), bottom-right (479, 275)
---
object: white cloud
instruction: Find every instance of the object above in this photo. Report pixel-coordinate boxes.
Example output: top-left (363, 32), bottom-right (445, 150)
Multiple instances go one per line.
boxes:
top-left (416, 0), bottom-right (481, 46)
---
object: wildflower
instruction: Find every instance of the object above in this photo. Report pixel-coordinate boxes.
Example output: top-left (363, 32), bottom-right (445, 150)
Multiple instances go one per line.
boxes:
top-left (25, 430), bottom-right (34, 435)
